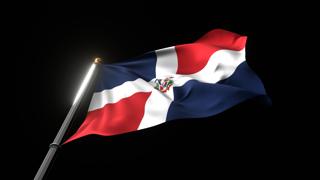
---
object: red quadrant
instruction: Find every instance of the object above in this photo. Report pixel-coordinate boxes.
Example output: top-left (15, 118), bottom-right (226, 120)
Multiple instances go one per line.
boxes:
top-left (64, 92), bottom-right (152, 143)
top-left (175, 29), bottom-right (247, 74)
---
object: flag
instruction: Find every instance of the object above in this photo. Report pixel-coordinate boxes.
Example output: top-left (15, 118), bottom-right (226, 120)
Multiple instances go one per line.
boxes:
top-left (64, 29), bottom-right (268, 143)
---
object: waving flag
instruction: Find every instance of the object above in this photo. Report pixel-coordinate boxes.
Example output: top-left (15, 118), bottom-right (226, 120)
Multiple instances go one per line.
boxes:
top-left (64, 29), bottom-right (267, 143)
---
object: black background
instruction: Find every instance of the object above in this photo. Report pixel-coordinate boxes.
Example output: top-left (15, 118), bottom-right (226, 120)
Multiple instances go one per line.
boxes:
top-left (13, 2), bottom-right (274, 179)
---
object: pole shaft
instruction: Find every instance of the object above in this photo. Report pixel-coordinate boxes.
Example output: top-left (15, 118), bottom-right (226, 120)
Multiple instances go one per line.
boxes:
top-left (34, 147), bottom-right (58, 180)
top-left (34, 62), bottom-right (100, 180)
top-left (34, 99), bottom-right (82, 180)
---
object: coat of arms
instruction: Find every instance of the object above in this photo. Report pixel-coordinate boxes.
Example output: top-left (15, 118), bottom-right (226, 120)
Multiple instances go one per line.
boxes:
top-left (153, 77), bottom-right (174, 93)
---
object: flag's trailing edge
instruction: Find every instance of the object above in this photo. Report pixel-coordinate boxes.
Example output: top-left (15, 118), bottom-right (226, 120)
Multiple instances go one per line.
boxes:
top-left (64, 29), bottom-right (268, 144)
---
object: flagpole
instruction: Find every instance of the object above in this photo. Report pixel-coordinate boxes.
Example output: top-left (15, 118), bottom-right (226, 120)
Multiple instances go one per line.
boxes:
top-left (34, 58), bottom-right (102, 180)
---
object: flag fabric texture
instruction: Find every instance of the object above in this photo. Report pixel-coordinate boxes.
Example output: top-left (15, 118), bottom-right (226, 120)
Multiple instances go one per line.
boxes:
top-left (65, 29), bottom-right (267, 143)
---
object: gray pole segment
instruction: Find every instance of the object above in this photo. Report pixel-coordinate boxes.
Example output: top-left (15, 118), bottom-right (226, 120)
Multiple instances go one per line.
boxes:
top-left (34, 58), bottom-right (101, 180)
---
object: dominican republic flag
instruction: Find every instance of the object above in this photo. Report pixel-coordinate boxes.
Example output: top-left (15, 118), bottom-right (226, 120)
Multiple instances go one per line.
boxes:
top-left (65, 29), bottom-right (267, 143)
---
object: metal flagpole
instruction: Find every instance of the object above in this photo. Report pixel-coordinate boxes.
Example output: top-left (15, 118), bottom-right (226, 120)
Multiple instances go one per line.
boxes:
top-left (34, 58), bottom-right (102, 180)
